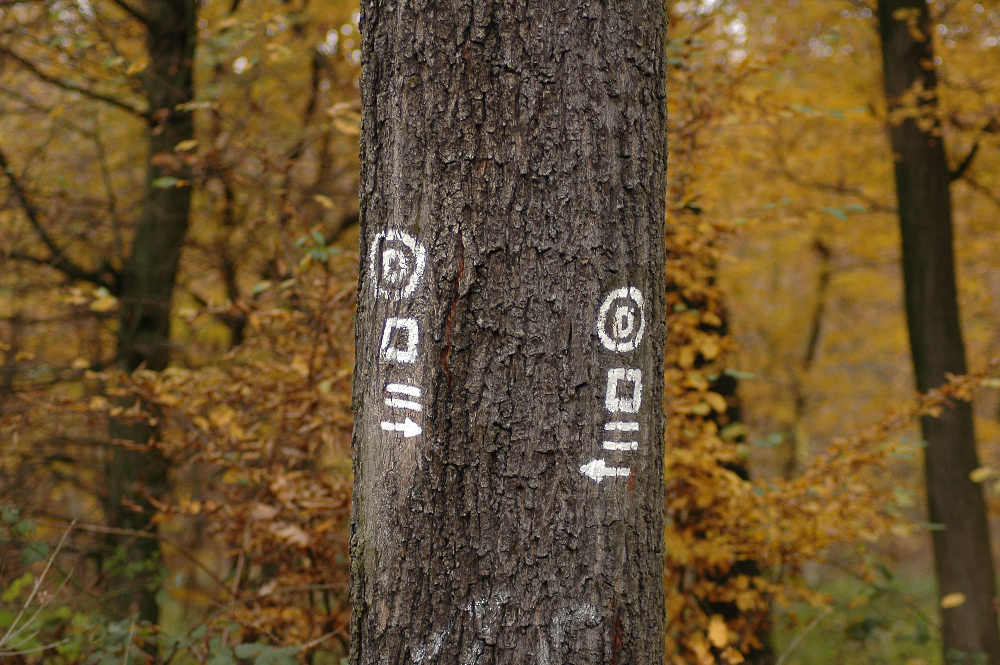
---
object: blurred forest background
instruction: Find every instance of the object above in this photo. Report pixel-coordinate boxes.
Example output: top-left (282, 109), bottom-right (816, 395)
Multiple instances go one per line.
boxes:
top-left (1, 0), bottom-right (999, 663)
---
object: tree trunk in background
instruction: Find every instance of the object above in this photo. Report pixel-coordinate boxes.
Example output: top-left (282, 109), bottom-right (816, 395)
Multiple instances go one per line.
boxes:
top-left (708, 368), bottom-right (774, 665)
top-left (104, 0), bottom-right (196, 623)
top-left (877, 3), bottom-right (1000, 663)
top-left (351, 1), bottom-right (667, 662)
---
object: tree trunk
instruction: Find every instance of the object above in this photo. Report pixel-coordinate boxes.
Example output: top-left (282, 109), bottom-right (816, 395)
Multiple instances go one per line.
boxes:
top-left (351, 2), bottom-right (667, 663)
top-left (877, 3), bottom-right (1000, 663)
top-left (104, 0), bottom-right (196, 623)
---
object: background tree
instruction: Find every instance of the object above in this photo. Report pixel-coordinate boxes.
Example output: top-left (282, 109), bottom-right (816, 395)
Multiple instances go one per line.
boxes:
top-left (878, 1), bottom-right (1000, 662)
top-left (103, 0), bottom-right (198, 623)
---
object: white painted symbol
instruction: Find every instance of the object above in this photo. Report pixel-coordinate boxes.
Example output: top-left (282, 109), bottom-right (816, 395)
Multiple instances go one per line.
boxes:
top-left (385, 383), bottom-right (422, 410)
top-left (602, 441), bottom-right (638, 451)
top-left (597, 287), bottom-right (646, 353)
top-left (604, 421), bottom-right (639, 432)
top-left (380, 317), bottom-right (419, 364)
top-left (385, 398), bottom-right (422, 411)
top-left (605, 368), bottom-right (642, 414)
top-left (368, 229), bottom-right (426, 300)
top-left (579, 458), bottom-right (631, 483)
top-left (380, 418), bottom-right (422, 438)
top-left (386, 383), bottom-right (421, 397)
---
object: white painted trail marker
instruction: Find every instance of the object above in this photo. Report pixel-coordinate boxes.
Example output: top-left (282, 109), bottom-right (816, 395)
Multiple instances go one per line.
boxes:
top-left (384, 398), bottom-right (422, 412)
top-left (385, 383), bottom-right (421, 397)
top-left (583, 287), bottom-right (649, 484)
top-left (381, 418), bottom-right (423, 438)
top-left (597, 287), bottom-right (646, 353)
top-left (605, 368), bottom-right (643, 414)
top-left (368, 229), bottom-right (426, 300)
top-left (380, 317), bottom-right (419, 364)
top-left (579, 458), bottom-right (631, 483)
top-left (602, 441), bottom-right (639, 451)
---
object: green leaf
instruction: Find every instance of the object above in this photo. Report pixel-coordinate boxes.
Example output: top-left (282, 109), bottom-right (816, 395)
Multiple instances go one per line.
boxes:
top-left (13, 519), bottom-right (36, 536)
top-left (1, 506), bottom-right (19, 524)
top-left (822, 206), bottom-right (848, 221)
top-left (22, 540), bottom-right (49, 565)
top-left (234, 643), bottom-right (266, 658)
top-left (152, 176), bottom-right (180, 188)
top-left (2, 572), bottom-right (34, 602)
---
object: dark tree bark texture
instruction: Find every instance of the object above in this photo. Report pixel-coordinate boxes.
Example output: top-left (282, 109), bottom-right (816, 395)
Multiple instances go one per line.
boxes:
top-left (878, 2), bottom-right (1000, 663)
top-left (104, 0), bottom-right (197, 622)
top-left (351, 1), bottom-right (667, 663)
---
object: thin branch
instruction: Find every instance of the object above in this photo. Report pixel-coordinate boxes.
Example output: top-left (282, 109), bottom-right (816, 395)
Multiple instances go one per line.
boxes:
top-left (39, 520), bottom-right (231, 593)
top-left (0, 520), bottom-right (75, 649)
top-left (0, 157), bottom-right (116, 292)
top-left (959, 173), bottom-right (1000, 213)
top-left (950, 141), bottom-right (979, 182)
top-left (0, 149), bottom-right (117, 289)
top-left (774, 607), bottom-right (834, 665)
top-left (91, 113), bottom-right (126, 264)
top-left (121, 620), bottom-right (135, 665)
top-left (0, 639), bottom-right (71, 657)
top-left (779, 167), bottom-right (897, 214)
top-left (110, 0), bottom-right (151, 24)
top-left (0, 47), bottom-right (147, 120)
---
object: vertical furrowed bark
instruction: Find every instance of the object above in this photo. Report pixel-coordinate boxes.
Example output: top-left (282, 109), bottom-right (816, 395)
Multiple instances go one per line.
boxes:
top-left (351, 1), bottom-right (667, 663)
top-left (104, 0), bottom-right (196, 623)
top-left (877, 3), bottom-right (1000, 663)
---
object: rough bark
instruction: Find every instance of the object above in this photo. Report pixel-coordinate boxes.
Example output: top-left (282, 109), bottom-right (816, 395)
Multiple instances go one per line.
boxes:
top-left (104, 0), bottom-right (196, 623)
top-left (877, 3), bottom-right (1000, 663)
top-left (351, 1), bottom-right (667, 663)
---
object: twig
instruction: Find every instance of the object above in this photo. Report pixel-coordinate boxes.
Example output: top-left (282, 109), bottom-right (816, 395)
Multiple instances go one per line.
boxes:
top-left (774, 606), bottom-right (833, 665)
top-left (0, 520), bottom-right (76, 650)
top-left (0, 47), bottom-right (147, 119)
top-left (110, 0), bottom-right (150, 24)
top-left (0, 145), bottom-right (117, 289)
top-left (221, 526), bottom-right (250, 648)
top-left (300, 628), bottom-right (342, 651)
top-left (121, 619), bottom-right (135, 665)
top-left (0, 638), bottom-right (70, 656)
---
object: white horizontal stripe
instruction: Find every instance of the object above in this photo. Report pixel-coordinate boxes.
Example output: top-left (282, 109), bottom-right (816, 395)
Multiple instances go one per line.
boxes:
top-left (604, 421), bottom-right (639, 432)
top-left (384, 398), bottom-right (422, 412)
top-left (385, 383), bottom-right (421, 397)
top-left (602, 441), bottom-right (638, 451)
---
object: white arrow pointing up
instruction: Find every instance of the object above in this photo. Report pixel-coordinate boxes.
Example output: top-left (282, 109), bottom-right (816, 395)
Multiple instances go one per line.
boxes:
top-left (381, 418), bottom-right (422, 438)
top-left (579, 458), bottom-right (631, 483)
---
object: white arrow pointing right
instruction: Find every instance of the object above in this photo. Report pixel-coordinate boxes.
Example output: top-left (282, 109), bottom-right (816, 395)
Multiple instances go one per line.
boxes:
top-left (579, 458), bottom-right (631, 483)
top-left (381, 417), bottom-right (422, 438)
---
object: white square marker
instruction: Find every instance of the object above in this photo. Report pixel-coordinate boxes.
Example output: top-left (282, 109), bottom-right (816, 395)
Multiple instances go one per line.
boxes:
top-left (380, 317), bottom-right (419, 364)
top-left (605, 368), bottom-right (642, 414)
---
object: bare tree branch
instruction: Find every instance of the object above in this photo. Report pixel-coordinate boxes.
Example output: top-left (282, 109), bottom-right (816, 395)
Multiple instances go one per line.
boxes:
top-left (110, 0), bottom-right (151, 24)
top-left (778, 167), bottom-right (897, 214)
top-left (0, 47), bottom-right (148, 120)
top-left (959, 173), bottom-right (1000, 212)
top-left (0, 148), bottom-right (118, 290)
top-left (950, 142), bottom-right (979, 182)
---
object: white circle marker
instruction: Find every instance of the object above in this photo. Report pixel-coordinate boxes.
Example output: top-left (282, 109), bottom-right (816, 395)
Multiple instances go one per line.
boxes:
top-left (597, 287), bottom-right (646, 353)
top-left (368, 230), bottom-right (426, 300)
